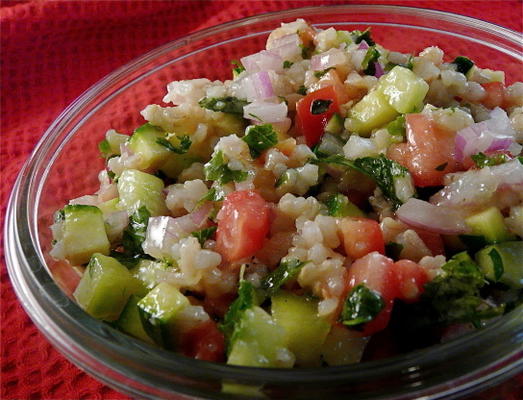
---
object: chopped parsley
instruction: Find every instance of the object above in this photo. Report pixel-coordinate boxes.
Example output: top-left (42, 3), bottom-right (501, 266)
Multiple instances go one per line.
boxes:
top-left (297, 85), bottom-right (307, 95)
top-left (385, 57), bottom-right (414, 72)
top-left (385, 242), bottom-right (404, 260)
top-left (353, 28), bottom-right (375, 46)
top-left (121, 206), bottom-right (150, 258)
top-left (283, 60), bottom-right (294, 69)
top-left (204, 150), bottom-right (248, 184)
top-left (361, 46), bottom-right (381, 75)
top-left (340, 284), bottom-right (384, 327)
top-left (324, 193), bottom-right (364, 217)
top-left (261, 258), bottom-right (308, 296)
top-left (314, 67), bottom-right (334, 79)
top-left (453, 56), bottom-right (474, 75)
top-left (242, 124), bottom-right (278, 158)
top-left (488, 248), bottom-right (504, 282)
top-left (471, 152), bottom-right (510, 168)
top-left (156, 135), bottom-right (191, 154)
top-left (98, 139), bottom-right (111, 158)
top-left (231, 60), bottom-right (245, 77)
top-left (310, 99), bottom-right (333, 115)
top-left (300, 44), bottom-right (313, 59)
top-left (198, 96), bottom-right (249, 116)
top-left (191, 226), bottom-right (217, 247)
top-left (198, 187), bottom-right (225, 204)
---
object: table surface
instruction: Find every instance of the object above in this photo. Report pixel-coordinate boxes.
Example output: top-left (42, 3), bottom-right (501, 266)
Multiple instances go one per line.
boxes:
top-left (1, 1), bottom-right (522, 399)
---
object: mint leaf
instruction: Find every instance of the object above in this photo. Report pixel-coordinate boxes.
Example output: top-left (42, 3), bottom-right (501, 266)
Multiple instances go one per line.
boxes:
top-left (191, 226), bottom-right (217, 247)
top-left (362, 46), bottom-right (381, 75)
top-left (341, 284), bottom-right (384, 327)
top-left (453, 56), bottom-right (474, 75)
top-left (198, 96), bottom-right (249, 115)
top-left (488, 248), bottom-right (504, 281)
top-left (471, 152), bottom-right (510, 168)
top-left (156, 135), bottom-right (191, 154)
top-left (242, 124), bottom-right (278, 158)
top-left (204, 150), bottom-right (248, 184)
top-left (122, 206), bottom-right (150, 257)
top-left (262, 258), bottom-right (308, 295)
top-left (353, 28), bottom-right (375, 46)
top-left (311, 99), bottom-right (333, 115)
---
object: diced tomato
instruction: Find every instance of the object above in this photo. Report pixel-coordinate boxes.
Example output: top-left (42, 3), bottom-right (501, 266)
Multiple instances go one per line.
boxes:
top-left (390, 260), bottom-right (429, 302)
top-left (295, 86), bottom-right (341, 147)
top-left (346, 252), bottom-right (396, 335)
top-left (411, 228), bottom-right (445, 256)
top-left (481, 82), bottom-right (505, 109)
top-left (215, 190), bottom-right (270, 263)
top-left (180, 320), bottom-right (225, 362)
top-left (338, 217), bottom-right (385, 260)
top-left (388, 113), bottom-right (462, 187)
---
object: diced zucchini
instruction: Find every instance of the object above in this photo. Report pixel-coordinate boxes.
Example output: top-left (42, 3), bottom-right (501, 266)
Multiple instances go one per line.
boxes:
top-left (227, 306), bottom-right (295, 368)
top-left (73, 253), bottom-right (141, 321)
top-left (347, 89), bottom-right (398, 137)
top-left (475, 242), bottom-right (523, 288)
top-left (62, 205), bottom-right (110, 265)
top-left (321, 324), bottom-right (368, 366)
top-left (128, 123), bottom-right (171, 170)
top-left (325, 113), bottom-right (344, 135)
top-left (378, 66), bottom-right (429, 113)
top-left (465, 207), bottom-right (515, 244)
top-left (117, 169), bottom-right (168, 216)
top-left (116, 295), bottom-right (155, 344)
top-left (137, 282), bottom-right (190, 348)
top-left (271, 292), bottom-right (330, 366)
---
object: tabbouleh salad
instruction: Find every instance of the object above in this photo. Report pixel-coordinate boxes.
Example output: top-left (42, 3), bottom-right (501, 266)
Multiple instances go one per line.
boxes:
top-left (50, 19), bottom-right (523, 367)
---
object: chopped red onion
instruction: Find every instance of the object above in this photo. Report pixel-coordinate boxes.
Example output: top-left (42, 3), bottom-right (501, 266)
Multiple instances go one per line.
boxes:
top-left (374, 62), bottom-right (385, 78)
top-left (310, 48), bottom-right (347, 71)
top-left (243, 100), bottom-right (288, 123)
top-left (241, 71), bottom-right (275, 101)
top-left (357, 40), bottom-right (369, 50)
top-left (397, 198), bottom-right (469, 234)
top-left (190, 202), bottom-right (213, 226)
top-left (241, 50), bottom-right (282, 74)
top-left (269, 33), bottom-right (301, 60)
top-left (455, 107), bottom-right (519, 162)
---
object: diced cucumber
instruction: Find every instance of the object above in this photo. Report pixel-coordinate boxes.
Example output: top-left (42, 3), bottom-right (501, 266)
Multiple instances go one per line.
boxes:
top-left (325, 113), bottom-right (344, 135)
top-left (321, 324), bottom-right (368, 366)
top-left (347, 89), bottom-right (398, 137)
top-left (128, 123), bottom-right (171, 170)
top-left (97, 197), bottom-right (120, 215)
top-left (159, 153), bottom-right (201, 179)
top-left (73, 253), bottom-right (141, 321)
top-left (116, 295), bottom-right (155, 344)
top-left (271, 292), bottom-right (330, 366)
top-left (475, 242), bottom-right (523, 288)
top-left (130, 259), bottom-right (175, 292)
top-left (227, 306), bottom-right (295, 368)
top-left (325, 193), bottom-right (365, 217)
top-left (62, 205), bottom-right (110, 265)
top-left (378, 66), bottom-right (429, 113)
top-left (99, 130), bottom-right (128, 157)
top-left (137, 282), bottom-right (190, 348)
top-left (465, 207), bottom-right (515, 244)
top-left (117, 169), bottom-right (168, 216)
top-left (315, 133), bottom-right (344, 156)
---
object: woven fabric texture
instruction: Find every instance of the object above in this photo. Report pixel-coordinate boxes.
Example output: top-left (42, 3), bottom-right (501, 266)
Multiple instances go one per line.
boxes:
top-left (1, 1), bottom-right (522, 399)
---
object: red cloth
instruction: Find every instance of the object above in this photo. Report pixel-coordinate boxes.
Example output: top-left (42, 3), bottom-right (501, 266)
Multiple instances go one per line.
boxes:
top-left (1, 1), bottom-right (522, 399)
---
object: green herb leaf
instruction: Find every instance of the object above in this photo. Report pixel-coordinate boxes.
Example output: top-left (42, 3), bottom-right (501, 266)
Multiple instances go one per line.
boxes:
top-left (362, 46), bottom-right (381, 75)
top-left (198, 187), bottom-right (225, 204)
top-left (353, 28), bottom-right (375, 46)
top-left (198, 96), bottom-right (249, 115)
top-left (98, 139), bottom-right (111, 158)
top-left (220, 280), bottom-right (256, 351)
top-left (242, 124), bottom-right (278, 158)
top-left (488, 248), bottom-right (504, 281)
top-left (231, 60), bottom-right (245, 77)
top-left (156, 136), bottom-right (191, 154)
top-left (283, 60), bottom-right (294, 69)
top-left (204, 150), bottom-right (248, 184)
top-left (310, 99), bottom-right (333, 115)
top-left (435, 162), bottom-right (448, 171)
top-left (386, 115), bottom-right (406, 138)
top-left (325, 193), bottom-right (364, 217)
top-left (300, 44), bottom-right (312, 59)
top-left (261, 258), bottom-right (308, 295)
top-left (471, 152), bottom-right (510, 168)
top-left (518, 156), bottom-right (523, 165)
top-left (297, 85), bottom-right (307, 95)
top-left (341, 284), bottom-right (384, 327)
top-left (385, 57), bottom-right (414, 72)
top-left (453, 56), bottom-right (474, 75)
top-left (191, 226), bottom-right (217, 247)
top-left (385, 242), bottom-right (404, 260)
top-left (122, 206), bottom-right (151, 258)
top-left (314, 67), bottom-right (334, 79)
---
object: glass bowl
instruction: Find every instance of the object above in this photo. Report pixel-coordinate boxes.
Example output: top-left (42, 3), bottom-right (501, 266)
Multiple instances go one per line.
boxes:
top-left (5, 5), bottom-right (523, 399)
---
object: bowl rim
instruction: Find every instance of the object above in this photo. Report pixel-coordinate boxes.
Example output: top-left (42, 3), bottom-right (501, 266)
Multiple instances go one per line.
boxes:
top-left (5, 4), bottom-right (523, 399)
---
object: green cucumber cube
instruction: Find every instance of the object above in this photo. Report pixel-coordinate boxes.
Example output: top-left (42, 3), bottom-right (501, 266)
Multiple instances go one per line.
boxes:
top-left (378, 66), bottom-right (429, 113)
top-left (227, 306), bottom-right (295, 368)
top-left (475, 241), bottom-right (523, 288)
top-left (325, 113), bottom-right (344, 135)
top-left (130, 259), bottom-right (175, 292)
top-left (73, 253), bottom-right (140, 321)
top-left (96, 197), bottom-right (120, 215)
top-left (137, 282), bottom-right (190, 348)
top-left (159, 153), bottom-right (201, 179)
top-left (116, 295), bottom-right (155, 344)
top-left (271, 292), bottom-right (330, 366)
top-left (128, 123), bottom-right (171, 170)
top-left (62, 205), bottom-right (110, 265)
top-left (117, 169), bottom-right (168, 216)
top-left (465, 207), bottom-right (515, 244)
top-left (347, 89), bottom-right (398, 136)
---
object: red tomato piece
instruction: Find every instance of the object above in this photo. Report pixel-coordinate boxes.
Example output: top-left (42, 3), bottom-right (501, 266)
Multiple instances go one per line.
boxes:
top-left (339, 217), bottom-right (385, 260)
top-left (215, 190), bottom-right (270, 263)
top-left (295, 86), bottom-right (341, 147)
top-left (481, 82), bottom-right (505, 109)
top-left (388, 113), bottom-right (462, 187)
top-left (346, 252), bottom-right (396, 335)
top-left (413, 229), bottom-right (445, 256)
top-left (390, 259), bottom-right (429, 302)
top-left (180, 320), bottom-right (225, 362)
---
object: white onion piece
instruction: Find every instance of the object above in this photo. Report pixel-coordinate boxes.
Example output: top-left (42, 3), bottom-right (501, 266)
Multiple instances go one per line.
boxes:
top-left (69, 195), bottom-right (99, 206)
top-left (397, 198), bottom-right (469, 234)
top-left (243, 100), bottom-right (288, 123)
top-left (269, 33), bottom-right (300, 49)
top-left (142, 213), bottom-right (209, 259)
top-left (189, 202), bottom-right (213, 226)
top-left (241, 50), bottom-right (282, 74)
top-left (455, 107), bottom-right (520, 162)
top-left (104, 211), bottom-right (129, 243)
top-left (269, 33), bottom-right (302, 60)
top-left (311, 48), bottom-right (347, 71)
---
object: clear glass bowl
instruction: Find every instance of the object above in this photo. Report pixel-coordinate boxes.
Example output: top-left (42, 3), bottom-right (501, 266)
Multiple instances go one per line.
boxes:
top-left (5, 5), bottom-right (523, 399)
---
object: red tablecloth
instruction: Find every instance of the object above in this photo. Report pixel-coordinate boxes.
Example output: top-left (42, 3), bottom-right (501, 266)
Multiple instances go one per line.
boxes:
top-left (1, 1), bottom-right (522, 399)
